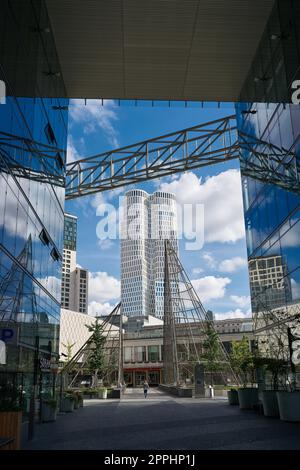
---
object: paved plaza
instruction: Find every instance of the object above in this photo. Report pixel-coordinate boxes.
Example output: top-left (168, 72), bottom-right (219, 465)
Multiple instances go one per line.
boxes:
top-left (22, 388), bottom-right (300, 450)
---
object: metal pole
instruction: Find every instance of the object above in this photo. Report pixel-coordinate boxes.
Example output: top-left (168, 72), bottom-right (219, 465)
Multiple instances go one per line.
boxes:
top-left (28, 335), bottom-right (39, 441)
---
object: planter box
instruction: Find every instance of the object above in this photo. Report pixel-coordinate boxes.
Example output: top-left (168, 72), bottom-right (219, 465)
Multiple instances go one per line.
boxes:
top-left (227, 390), bottom-right (239, 405)
top-left (98, 389), bottom-right (107, 399)
top-left (60, 397), bottom-right (75, 412)
top-left (237, 388), bottom-right (259, 410)
top-left (277, 391), bottom-right (300, 422)
top-left (41, 403), bottom-right (57, 422)
top-left (107, 389), bottom-right (121, 399)
top-left (261, 391), bottom-right (279, 418)
top-left (0, 411), bottom-right (22, 450)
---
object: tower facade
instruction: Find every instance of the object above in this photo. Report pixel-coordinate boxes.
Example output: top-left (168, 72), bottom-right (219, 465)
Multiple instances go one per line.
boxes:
top-left (121, 190), bottom-right (178, 319)
top-left (61, 213), bottom-right (89, 314)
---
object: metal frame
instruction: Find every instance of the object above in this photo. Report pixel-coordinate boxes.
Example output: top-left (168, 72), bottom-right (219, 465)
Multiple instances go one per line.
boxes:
top-left (163, 240), bottom-right (241, 386)
top-left (65, 114), bottom-right (298, 199)
top-left (1, 115), bottom-right (298, 198)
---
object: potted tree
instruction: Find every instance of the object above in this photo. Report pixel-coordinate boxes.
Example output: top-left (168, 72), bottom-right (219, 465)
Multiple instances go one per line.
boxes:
top-left (41, 398), bottom-right (58, 422)
top-left (97, 387), bottom-right (108, 399)
top-left (0, 383), bottom-right (23, 449)
top-left (227, 388), bottom-right (239, 405)
top-left (277, 385), bottom-right (300, 422)
top-left (260, 357), bottom-right (287, 418)
top-left (230, 336), bottom-right (259, 410)
top-left (86, 318), bottom-right (106, 394)
top-left (60, 392), bottom-right (75, 412)
top-left (276, 337), bottom-right (300, 422)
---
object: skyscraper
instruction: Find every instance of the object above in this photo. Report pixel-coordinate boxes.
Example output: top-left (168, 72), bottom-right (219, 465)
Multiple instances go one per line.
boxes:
top-left (121, 190), bottom-right (178, 319)
top-left (61, 213), bottom-right (89, 314)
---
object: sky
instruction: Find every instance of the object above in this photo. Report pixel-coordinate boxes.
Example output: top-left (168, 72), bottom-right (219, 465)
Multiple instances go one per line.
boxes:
top-left (65, 99), bottom-right (251, 320)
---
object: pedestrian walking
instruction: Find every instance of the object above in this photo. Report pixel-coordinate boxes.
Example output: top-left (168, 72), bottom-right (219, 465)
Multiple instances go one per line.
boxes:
top-left (143, 380), bottom-right (150, 398)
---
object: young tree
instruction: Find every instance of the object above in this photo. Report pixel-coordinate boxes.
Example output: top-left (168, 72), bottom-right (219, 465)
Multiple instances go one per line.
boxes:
top-left (62, 341), bottom-right (76, 363)
top-left (202, 322), bottom-right (221, 386)
top-left (86, 318), bottom-right (106, 388)
top-left (230, 336), bottom-right (255, 387)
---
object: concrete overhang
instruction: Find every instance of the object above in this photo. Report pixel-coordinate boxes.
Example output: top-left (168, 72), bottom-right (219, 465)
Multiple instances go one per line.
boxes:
top-left (46, 0), bottom-right (275, 101)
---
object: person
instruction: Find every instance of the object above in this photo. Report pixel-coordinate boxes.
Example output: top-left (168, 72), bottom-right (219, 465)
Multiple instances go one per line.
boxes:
top-left (143, 380), bottom-right (149, 398)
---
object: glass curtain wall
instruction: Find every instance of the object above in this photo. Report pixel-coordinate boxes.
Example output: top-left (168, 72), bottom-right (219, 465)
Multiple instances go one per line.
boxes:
top-left (0, 0), bottom-right (68, 411)
top-left (236, 0), bottom-right (300, 367)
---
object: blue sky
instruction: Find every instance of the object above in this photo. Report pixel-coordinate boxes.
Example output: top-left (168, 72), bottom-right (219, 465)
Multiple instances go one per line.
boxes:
top-left (65, 100), bottom-right (251, 319)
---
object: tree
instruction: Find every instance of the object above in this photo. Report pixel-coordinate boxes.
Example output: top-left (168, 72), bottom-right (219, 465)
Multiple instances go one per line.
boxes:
top-left (62, 341), bottom-right (76, 363)
top-left (230, 336), bottom-right (255, 387)
top-left (86, 318), bottom-right (106, 388)
top-left (202, 322), bottom-right (221, 386)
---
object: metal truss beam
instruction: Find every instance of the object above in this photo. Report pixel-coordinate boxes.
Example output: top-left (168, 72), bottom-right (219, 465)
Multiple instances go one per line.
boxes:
top-left (1, 116), bottom-right (298, 199)
top-left (65, 114), bottom-right (299, 199)
top-left (0, 131), bottom-right (66, 187)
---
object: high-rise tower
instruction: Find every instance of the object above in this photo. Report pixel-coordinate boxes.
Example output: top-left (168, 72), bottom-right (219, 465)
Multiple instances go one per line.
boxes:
top-left (121, 190), bottom-right (178, 319)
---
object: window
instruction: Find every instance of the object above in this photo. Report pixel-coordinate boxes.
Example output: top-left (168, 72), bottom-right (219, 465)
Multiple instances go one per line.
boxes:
top-left (50, 247), bottom-right (60, 261)
top-left (39, 228), bottom-right (50, 246)
top-left (148, 345), bottom-right (159, 362)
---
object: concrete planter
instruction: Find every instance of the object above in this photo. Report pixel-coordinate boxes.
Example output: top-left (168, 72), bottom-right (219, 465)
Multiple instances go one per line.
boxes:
top-left (60, 397), bottom-right (75, 412)
top-left (277, 391), bottom-right (300, 422)
top-left (261, 391), bottom-right (279, 418)
top-left (227, 389), bottom-right (239, 405)
top-left (107, 389), bottom-right (121, 399)
top-left (238, 387), bottom-right (259, 410)
top-left (98, 389), bottom-right (107, 399)
top-left (41, 403), bottom-right (57, 422)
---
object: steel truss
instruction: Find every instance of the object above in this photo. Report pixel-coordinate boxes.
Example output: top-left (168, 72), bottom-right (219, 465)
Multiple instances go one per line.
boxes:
top-left (65, 114), bottom-right (298, 199)
top-left (163, 240), bottom-right (240, 386)
top-left (0, 130), bottom-right (66, 187)
top-left (1, 116), bottom-right (298, 199)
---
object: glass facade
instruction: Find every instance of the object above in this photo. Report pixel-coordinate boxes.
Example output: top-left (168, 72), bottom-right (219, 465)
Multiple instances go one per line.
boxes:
top-left (64, 214), bottom-right (77, 251)
top-left (0, 0), bottom-right (68, 407)
top-left (236, 0), bottom-right (300, 363)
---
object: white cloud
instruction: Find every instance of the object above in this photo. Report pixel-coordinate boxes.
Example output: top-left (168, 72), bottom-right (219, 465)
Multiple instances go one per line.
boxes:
top-left (192, 267), bottom-right (204, 275)
top-left (66, 134), bottom-right (81, 163)
top-left (88, 301), bottom-right (117, 317)
top-left (69, 99), bottom-right (119, 148)
top-left (219, 256), bottom-right (247, 273)
top-left (88, 271), bottom-right (120, 304)
top-left (98, 239), bottom-right (115, 250)
top-left (215, 308), bottom-right (252, 320)
top-left (280, 220), bottom-right (300, 248)
top-left (159, 169), bottom-right (245, 244)
top-left (230, 295), bottom-right (251, 309)
top-left (291, 278), bottom-right (300, 300)
top-left (191, 276), bottom-right (231, 302)
top-left (202, 252), bottom-right (216, 269)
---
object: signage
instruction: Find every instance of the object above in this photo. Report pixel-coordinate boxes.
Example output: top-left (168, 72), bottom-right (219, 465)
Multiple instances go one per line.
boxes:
top-left (39, 357), bottom-right (51, 371)
top-left (0, 325), bottom-right (19, 345)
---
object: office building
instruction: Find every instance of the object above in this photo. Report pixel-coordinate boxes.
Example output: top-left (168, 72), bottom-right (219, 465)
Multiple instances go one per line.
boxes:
top-left (0, 1), bottom-right (68, 400)
top-left (1, 0), bottom-right (300, 415)
top-left (61, 213), bottom-right (89, 314)
top-left (61, 213), bottom-right (77, 310)
top-left (121, 190), bottom-right (178, 319)
top-left (236, 1), bottom-right (300, 354)
top-left (249, 255), bottom-right (292, 312)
